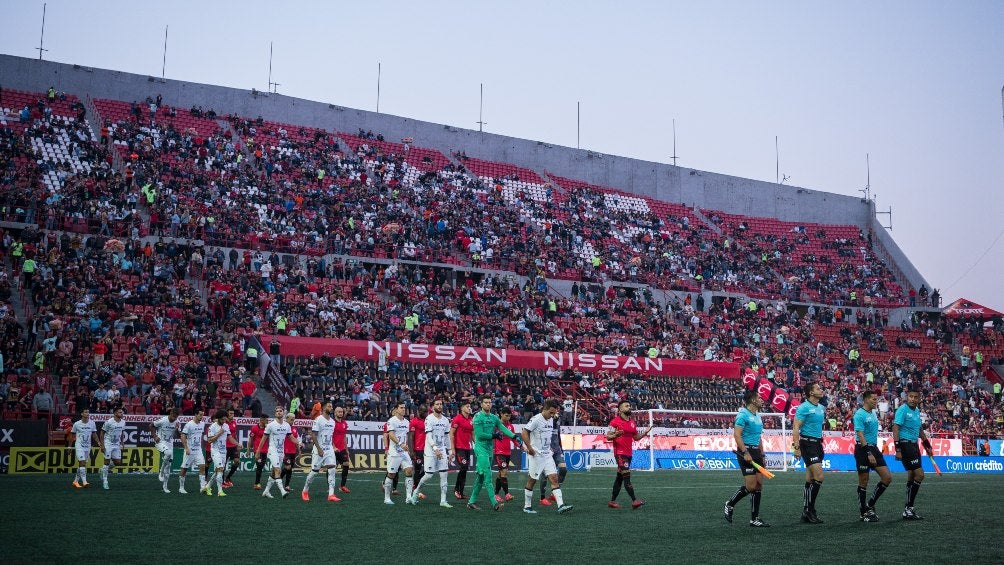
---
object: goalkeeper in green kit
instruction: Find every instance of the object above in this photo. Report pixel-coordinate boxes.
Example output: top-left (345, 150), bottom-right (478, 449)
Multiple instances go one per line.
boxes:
top-left (468, 395), bottom-right (521, 511)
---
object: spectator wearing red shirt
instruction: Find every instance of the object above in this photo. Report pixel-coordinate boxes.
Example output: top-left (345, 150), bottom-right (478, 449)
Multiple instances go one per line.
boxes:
top-left (281, 413), bottom-right (300, 489)
top-left (409, 405), bottom-right (428, 495)
top-left (93, 340), bottom-right (108, 370)
top-left (246, 415), bottom-right (269, 489)
top-left (449, 400), bottom-right (473, 499)
top-left (606, 400), bottom-right (652, 510)
top-left (240, 376), bottom-right (257, 412)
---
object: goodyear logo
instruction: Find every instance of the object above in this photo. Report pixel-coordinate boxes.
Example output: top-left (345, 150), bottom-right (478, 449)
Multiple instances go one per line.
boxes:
top-left (14, 449), bottom-right (47, 473)
top-left (9, 447), bottom-right (160, 474)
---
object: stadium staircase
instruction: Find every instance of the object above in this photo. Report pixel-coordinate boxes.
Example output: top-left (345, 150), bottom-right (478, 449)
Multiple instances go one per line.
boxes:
top-left (547, 379), bottom-right (608, 423)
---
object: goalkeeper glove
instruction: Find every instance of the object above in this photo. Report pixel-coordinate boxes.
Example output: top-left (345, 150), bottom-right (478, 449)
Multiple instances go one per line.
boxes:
top-left (492, 431), bottom-right (503, 441)
top-left (512, 436), bottom-right (522, 445)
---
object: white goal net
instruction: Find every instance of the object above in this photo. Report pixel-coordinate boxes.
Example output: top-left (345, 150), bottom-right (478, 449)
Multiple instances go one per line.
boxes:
top-left (632, 409), bottom-right (791, 472)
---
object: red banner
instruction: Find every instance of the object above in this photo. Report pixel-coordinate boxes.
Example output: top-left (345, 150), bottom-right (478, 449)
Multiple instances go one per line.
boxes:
top-left (269, 337), bottom-right (741, 379)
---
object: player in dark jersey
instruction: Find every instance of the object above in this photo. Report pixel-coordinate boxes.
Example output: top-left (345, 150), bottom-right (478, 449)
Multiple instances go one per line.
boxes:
top-left (223, 408), bottom-right (240, 488)
top-left (450, 400), bottom-right (474, 499)
top-left (409, 405), bottom-right (428, 501)
top-left (493, 407), bottom-right (517, 502)
top-left (246, 415), bottom-right (269, 489)
top-left (332, 406), bottom-right (352, 493)
top-left (606, 400), bottom-right (652, 509)
top-left (539, 413), bottom-right (567, 506)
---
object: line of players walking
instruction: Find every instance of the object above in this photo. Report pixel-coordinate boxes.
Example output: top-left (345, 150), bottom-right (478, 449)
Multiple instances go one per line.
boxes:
top-left (68, 381), bottom-right (932, 524)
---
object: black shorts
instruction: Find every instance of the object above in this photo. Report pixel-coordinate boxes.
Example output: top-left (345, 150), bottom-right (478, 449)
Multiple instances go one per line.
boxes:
top-left (226, 446), bottom-right (239, 459)
top-left (737, 447), bottom-right (766, 477)
top-left (494, 454), bottom-right (511, 469)
top-left (552, 452), bottom-right (565, 468)
top-left (282, 453), bottom-right (296, 467)
top-left (412, 454), bottom-right (424, 468)
top-left (799, 436), bottom-right (825, 467)
top-left (897, 440), bottom-right (922, 471)
top-left (615, 454), bottom-right (632, 470)
top-left (336, 449), bottom-right (350, 465)
top-left (854, 444), bottom-right (887, 472)
top-left (455, 449), bottom-right (471, 468)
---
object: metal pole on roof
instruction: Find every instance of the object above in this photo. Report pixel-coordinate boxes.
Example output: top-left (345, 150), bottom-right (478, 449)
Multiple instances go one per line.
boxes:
top-left (35, 3), bottom-right (48, 61)
top-left (161, 25), bottom-right (168, 79)
top-left (268, 41), bottom-right (274, 92)
top-left (377, 62), bottom-right (381, 113)
top-left (775, 136), bottom-right (779, 185)
top-left (577, 101), bottom-right (580, 149)
top-left (477, 83), bottom-right (486, 132)
top-left (671, 118), bottom-right (678, 166)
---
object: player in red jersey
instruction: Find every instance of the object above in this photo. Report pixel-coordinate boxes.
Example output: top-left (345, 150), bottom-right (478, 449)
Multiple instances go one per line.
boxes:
top-left (223, 408), bottom-right (240, 488)
top-left (246, 415), bottom-right (269, 489)
top-left (450, 400), bottom-right (474, 499)
top-left (281, 413), bottom-right (301, 489)
top-left (493, 407), bottom-right (517, 503)
top-left (606, 400), bottom-right (653, 510)
top-left (332, 406), bottom-right (352, 493)
top-left (409, 405), bottom-right (428, 500)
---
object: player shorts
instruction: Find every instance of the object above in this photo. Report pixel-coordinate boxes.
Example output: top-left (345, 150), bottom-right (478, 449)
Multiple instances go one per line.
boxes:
top-left (103, 443), bottom-right (122, 461)
top-left (211, 450), bottom-right (227, 469)
top-left (424, 450), bottom-right (449, 473)
top-left (412, 453), bottom-right (424, 469)
top-left (156, 441), bottom-right (172, 458)
top-left (387, 450), bottom-right (413, 474)
top-left (494, 454), bottom-right (511, 469)
top-left (226, 446), bottom-right (239, 460)
top-left (798, 436), bottom-right (825, 467)
top-left (311, 448), bottom-right (337, 470)
top-left (181, 451), bottom-right (206, 469)
top-left (854, 444), bottom-right (887, 472)
top-left (76, 447), bottom-right (90, 463)
top-left (283, 453), bottom-right (297, 468)
top-left (267, 449), bottom-right (284, 469)
top-left (615, 454), bottom-right (632, 470)
top-left (896, 440), bottom-right (922, 471)
top-left (528, 452), bottom-right (558, 479)
top-left (737, 446), bottom-right (766, 477)
top-left (455, 448), bottom-right (471, 468)
top-left (335, 449), bottom-right (350, 465)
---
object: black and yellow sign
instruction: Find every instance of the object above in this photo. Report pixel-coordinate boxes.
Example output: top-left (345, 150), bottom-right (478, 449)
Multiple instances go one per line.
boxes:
top-left (9, 447), bottom-right (160, 474)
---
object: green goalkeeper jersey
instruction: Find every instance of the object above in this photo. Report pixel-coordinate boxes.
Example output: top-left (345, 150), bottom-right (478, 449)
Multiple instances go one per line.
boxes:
top-left (472, 411), bottom-right (516, 450)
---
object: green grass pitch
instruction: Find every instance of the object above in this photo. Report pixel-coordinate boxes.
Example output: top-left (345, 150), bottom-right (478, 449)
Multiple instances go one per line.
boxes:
top-left (2, 470), bottom-right (1002, 564)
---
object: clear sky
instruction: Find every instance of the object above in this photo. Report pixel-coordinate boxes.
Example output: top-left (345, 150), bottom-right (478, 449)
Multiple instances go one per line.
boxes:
top-left (3, 0), bottom-right (1002, 311)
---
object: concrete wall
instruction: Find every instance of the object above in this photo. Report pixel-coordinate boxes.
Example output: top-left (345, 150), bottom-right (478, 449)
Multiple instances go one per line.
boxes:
top-left (1, 54), bottom-right (924, 288)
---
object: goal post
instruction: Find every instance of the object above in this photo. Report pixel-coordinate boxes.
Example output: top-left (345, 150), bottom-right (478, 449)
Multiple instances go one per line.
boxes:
top-left (637, 409), bottom-right (790, 472)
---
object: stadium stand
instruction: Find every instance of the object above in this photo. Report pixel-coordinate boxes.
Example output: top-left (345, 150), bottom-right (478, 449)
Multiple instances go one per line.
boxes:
top-left (0, 77), bottom-right (1000, 454)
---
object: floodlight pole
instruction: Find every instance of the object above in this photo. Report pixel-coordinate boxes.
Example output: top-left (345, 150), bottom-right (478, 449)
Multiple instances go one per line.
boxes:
top-left (577, 101), bottom-right (580, 149)
top-left (671, 119), bottom-right (678, 166)
top-left (377, 62), bottom-right (381, 113)
top-left (476, 83), bottom-right (487, 132)
top-left (36, 3), bottom-right (48, 60)
top-left (161, 25), bottom-right (168, 79)
top-left (775, 136), bottom-right (780, 184)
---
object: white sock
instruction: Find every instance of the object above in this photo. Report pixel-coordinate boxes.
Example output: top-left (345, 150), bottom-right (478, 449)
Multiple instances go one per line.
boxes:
top-left (327, 468), bottom-right (337, 495)
top-left (277, 478), bottom-right (287, 495)
top-left (199, 475), bottom-right (207, 490)
top-left (384, 476), bottom-right (393, 500)
top-left (524, 488), bottom-right (533, 509)
top-left (304, 470), bottom-right (317, 492)
top-left (216, 473), bottom-right (224, 490)
top-left (101, 465), bottom-right (109, 479)
top-left (553, 488), bottom-right (564, 507)
top-left (265, 477), bottom-right (274, 493)
top-left (406, 477), bottom-right (414, 500)
top-left (179, 474), bottom-right (185, 489)
top-left (78, 467), bottom-right (86, 482)
top-left (416, 472), bottom-right (430, 494)
top-left (439, 472), bottom-right (448, 502)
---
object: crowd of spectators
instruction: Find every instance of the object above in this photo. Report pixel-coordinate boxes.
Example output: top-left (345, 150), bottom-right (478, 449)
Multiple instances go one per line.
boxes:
top-left (0, 88), bottom-right (1001, 450)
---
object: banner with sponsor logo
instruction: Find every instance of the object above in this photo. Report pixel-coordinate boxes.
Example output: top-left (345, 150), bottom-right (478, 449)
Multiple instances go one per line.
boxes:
top-left (8, 447), bottom-right (160, 474)
top-left (271, 336), bottom-right (740, 379)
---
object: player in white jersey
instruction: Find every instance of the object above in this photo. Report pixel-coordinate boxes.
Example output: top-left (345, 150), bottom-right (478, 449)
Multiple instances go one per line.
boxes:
top-left (99, 407), bottom-right (127, 490)
top-left (71, 409), bottom-right (99, 488)
top-left (412, 398), bottom-right (453, 507)
top-left (151, 409), bottom-right (179, 493)
top-left (179, 409), bottom-right (209, 494)
top-left (302, 401), bottom-right (341, 502)
top-left (256, 406), bottom-right (301, 499)
top-left (521, 399), bottom-right (572, 514)
top-left (206, 410), bottom-right (231, 497)
top-left (383, 402), bottom-right (415, 505)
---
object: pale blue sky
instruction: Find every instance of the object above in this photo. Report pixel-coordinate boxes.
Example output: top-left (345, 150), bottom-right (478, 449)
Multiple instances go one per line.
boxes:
top-left (4, 0), bottom-right (1002, 311)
